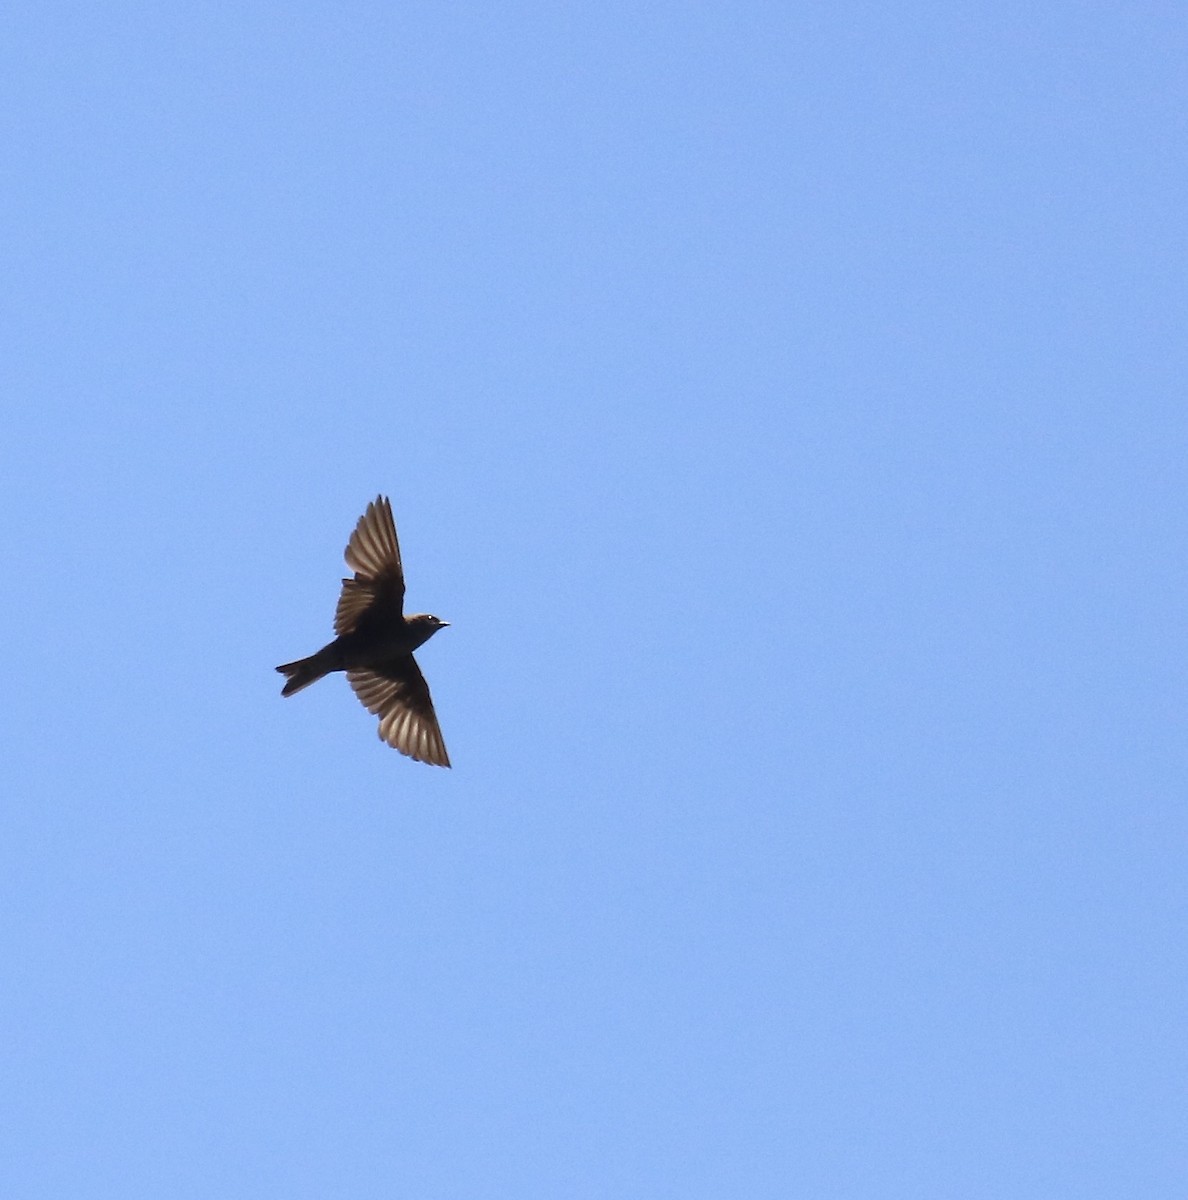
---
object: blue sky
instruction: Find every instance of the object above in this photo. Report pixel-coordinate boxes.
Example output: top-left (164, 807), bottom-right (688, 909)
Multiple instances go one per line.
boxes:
top-left (2, 2), bottom-right (1185, 1196)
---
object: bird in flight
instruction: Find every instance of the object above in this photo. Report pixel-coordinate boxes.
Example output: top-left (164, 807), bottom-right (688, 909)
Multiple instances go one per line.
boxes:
top-left (276, 496), bottom-right (451, 766)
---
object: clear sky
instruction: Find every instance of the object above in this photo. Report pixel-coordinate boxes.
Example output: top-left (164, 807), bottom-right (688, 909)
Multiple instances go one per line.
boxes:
top-left (2, 2), bottom-right (1185, 1196)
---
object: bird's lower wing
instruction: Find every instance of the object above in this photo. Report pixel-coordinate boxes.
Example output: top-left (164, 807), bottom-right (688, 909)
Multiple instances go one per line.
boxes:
top-left (347, 659), bottom-right (451, 767)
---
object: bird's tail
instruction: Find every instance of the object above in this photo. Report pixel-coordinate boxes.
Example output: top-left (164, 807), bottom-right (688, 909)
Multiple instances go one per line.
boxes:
top-left (276, 649), bottom-right (335, 697)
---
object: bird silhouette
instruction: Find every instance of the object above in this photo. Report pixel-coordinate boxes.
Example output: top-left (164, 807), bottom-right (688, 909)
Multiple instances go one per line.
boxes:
top-left (276, 496), bottom-right (451, 766)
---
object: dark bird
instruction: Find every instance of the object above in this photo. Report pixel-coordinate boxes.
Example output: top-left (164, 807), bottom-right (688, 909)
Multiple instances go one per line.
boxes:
top-left (276, 496), bottom-right (451, 767)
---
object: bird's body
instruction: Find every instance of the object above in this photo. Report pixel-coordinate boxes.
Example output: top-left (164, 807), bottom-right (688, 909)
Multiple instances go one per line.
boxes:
top-left (276, 496), bottom-right (451, 767)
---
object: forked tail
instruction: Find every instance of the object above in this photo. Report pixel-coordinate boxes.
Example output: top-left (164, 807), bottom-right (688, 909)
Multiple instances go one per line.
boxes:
top-left (275, 649), bottom-right (334, 697)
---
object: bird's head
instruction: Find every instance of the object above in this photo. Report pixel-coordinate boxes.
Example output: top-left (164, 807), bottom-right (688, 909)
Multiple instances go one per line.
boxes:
top-left (407, 613), bottom-right (450, 648)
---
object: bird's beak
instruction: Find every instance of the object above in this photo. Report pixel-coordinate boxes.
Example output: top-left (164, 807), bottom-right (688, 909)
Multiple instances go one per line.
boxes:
top-left (439, 620), bottom-right (451, 627)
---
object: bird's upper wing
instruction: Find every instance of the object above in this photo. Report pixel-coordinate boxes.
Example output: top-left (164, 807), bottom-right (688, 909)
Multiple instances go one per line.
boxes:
top-left (347, 658), bottom-right (451, 767)
top-left (334, 495), bottom-right (405, 635)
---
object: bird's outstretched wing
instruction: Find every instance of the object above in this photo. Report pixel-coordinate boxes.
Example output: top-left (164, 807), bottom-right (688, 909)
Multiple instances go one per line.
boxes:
top-left (347, 658), bottom-right (451, 767)
top-left (334, 495), bottom-right (405, 635)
